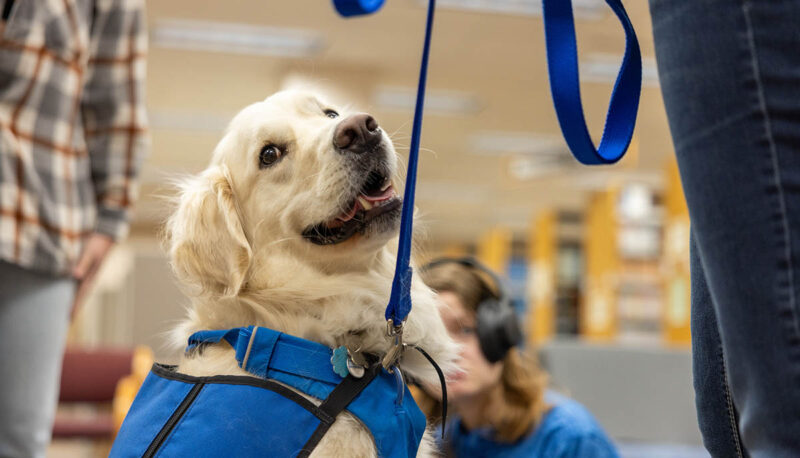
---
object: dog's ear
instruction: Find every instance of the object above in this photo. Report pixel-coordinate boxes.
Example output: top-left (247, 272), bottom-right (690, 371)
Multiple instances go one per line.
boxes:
top-left (166, 165), bottom-right (252, 296)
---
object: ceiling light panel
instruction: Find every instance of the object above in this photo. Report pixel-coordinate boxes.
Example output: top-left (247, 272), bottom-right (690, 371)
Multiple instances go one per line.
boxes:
top-left (373, 86), bottom-right (482, 115)
top-left (469, 131), bottom-right (568, 156)
top-left (152, 19), bottom-right (324, 58)
top-left (581, 54), bottom-right (660, 87)
top-left (429, 0), bottom-right (607, 19)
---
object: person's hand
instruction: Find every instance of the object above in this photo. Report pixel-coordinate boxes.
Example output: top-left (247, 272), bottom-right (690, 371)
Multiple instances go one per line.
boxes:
top-left (71, 233), bottom-right (115, 320)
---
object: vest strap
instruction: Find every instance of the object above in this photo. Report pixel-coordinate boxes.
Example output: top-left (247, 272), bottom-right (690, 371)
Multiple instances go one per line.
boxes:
top-left (187, 326), bottom-right (342, 385)
top-left (297, 363), bottom-right (382, 457)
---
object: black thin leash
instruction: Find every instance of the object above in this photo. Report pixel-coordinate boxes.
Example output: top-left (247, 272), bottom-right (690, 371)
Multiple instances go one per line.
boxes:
top-left (408, 345), bottom-right (447, 437)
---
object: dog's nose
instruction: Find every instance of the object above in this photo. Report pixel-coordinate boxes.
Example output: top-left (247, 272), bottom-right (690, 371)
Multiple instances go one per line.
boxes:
top-left (333, 113), bottom-right (381, 153)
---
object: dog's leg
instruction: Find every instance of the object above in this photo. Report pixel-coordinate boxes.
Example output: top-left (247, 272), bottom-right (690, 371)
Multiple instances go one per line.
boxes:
top-left (309, 412), bottom-right (377, 458)
top-left (416, 429), bottom-right (442, 457)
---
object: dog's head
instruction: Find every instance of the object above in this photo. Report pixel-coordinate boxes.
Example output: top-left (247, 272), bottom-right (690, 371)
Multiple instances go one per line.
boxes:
top-left (166, 90), bottom-right (406, 296)
top-left (167, 90), bottom-right (460, 382)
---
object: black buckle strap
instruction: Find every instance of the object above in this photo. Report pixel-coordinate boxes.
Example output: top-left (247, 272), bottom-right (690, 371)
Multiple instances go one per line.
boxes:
top-left (297, 346), bottom-right (448, 457)
top-left (297, 363), bottom-right (382, 457)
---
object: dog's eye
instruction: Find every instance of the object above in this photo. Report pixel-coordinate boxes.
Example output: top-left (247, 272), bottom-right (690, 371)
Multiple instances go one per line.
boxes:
top-left (259, 144), bottom-right (281, 168)
top-left (324, 109), bottom-right (339, 119)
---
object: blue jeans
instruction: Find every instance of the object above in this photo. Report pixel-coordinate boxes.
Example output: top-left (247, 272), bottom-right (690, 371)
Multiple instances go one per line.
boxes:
top-left (650, 0), bottom-right (800, 456)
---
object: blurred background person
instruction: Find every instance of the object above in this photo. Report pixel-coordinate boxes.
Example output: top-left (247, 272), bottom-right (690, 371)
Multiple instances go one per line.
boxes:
top-left (417, 258), bottom-right (618, 458)
top-left (0, 0), bottom-right (147, 456)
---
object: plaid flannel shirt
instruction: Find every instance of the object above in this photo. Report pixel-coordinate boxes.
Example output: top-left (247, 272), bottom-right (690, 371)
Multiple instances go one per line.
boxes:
top-left (0, 0), bottom-right (148, 275)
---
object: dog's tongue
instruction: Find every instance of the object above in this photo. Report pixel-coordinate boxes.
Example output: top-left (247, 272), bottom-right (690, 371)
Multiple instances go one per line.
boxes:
top-left (362, 185), bottom-right (394, 202)
top-left (335, 200), bottom-right (361, 223)
top-left (333, 186), bottom-right (396, 224)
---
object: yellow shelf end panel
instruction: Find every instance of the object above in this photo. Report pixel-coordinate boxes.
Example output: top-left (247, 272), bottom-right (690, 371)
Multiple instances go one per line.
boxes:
top-left (528, 210), bottom-right (556, 346)
top-left (663, 159), bottom-right (691, 346)
top-left (582, 189), bottom-right (619, 341)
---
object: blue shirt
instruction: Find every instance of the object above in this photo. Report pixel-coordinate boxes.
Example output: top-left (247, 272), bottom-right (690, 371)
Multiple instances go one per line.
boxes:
top-left (442, 392), bottom-right (619, 458)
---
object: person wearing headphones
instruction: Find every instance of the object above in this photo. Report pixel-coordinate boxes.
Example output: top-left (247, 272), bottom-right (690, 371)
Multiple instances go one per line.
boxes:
top-left (417, 257), bottom-right (618, 458)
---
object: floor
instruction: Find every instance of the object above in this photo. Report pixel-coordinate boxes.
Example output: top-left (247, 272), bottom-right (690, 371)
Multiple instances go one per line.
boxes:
top-left (48, 439), bottom-right (711, 457)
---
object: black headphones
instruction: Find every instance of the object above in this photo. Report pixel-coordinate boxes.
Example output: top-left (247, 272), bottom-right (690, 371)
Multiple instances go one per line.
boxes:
top-left (421, 257), bottom-right (523, 363)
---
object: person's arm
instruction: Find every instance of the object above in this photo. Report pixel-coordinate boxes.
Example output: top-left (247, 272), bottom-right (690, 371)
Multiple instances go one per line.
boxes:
top-left (81, 0), bottom-right (148, 241)
top-left (73, 0), bottom-right (148, 313)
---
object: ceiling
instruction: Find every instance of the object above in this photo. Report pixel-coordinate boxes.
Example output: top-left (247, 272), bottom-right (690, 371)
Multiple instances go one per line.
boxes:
top-left (133, 0), bottom-right (673, 246)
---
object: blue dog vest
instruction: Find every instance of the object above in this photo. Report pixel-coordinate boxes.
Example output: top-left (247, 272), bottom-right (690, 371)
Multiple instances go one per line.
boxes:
top-left (110, 326), bottom-right (426, 457)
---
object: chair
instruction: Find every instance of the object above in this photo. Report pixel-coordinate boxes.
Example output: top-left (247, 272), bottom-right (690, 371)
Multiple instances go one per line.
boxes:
top-left (52, 347), bottom-right (139, 439)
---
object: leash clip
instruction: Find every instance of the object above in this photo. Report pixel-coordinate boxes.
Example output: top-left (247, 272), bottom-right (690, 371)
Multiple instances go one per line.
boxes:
top-left (382, 319), bottom-right (406, 372)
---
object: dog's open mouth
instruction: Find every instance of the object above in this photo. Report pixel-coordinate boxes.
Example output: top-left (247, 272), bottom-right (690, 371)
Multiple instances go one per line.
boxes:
top-left (302, 169), bottom-right (402, 245)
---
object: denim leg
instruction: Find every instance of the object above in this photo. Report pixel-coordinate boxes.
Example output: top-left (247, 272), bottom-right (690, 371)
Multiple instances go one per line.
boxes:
top-left (690, 234), bottom-right (745, 458)
top-left (650, 0), bottom-right (800, 456)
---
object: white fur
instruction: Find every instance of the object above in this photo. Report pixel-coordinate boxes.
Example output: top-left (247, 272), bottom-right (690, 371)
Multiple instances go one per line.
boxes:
top-left (164, 90), bottom-right (457, 456)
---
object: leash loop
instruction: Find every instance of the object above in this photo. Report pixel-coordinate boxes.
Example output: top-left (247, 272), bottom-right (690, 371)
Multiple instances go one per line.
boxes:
top-left (542, 0), bottom-right (642, 164)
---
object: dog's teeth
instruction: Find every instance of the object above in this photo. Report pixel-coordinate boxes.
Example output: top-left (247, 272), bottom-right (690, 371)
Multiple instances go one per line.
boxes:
top-left (358, 196), bottom-right (373, 210)
top-left (381, 181), bottom-right (391, 191)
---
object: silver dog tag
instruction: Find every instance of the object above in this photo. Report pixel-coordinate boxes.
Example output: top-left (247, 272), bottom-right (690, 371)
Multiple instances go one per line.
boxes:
top-left (346, 358), bottom-right (365, 378)
top-left (345, 346), bottom-right (367, 378)
top-left (346, 346), bottom-right (368, 367)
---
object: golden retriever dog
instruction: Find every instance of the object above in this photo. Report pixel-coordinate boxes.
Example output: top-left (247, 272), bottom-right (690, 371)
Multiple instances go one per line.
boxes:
top-left (164, 90), bottom-right (458, 457)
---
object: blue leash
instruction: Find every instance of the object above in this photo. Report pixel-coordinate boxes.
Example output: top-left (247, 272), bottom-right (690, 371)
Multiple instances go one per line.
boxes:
top-left (382, 0), bottom-right (434, 330)
top-left (332, 0), bottom-right (642, 327)
top-left (334, 0), bottom-right (434, 333)
top-left (543, 0), bottom-right (641, 164)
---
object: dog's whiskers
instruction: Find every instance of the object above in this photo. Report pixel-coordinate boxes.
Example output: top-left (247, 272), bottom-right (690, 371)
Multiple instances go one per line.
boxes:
top-left (390, 142), bottom-right (437, 156)
top-left (265, 235), bottom-right (303, 247)
top-left (301, 170), bottom-right (326, 183)
top-left (387, 120), bottom-right (412, 139)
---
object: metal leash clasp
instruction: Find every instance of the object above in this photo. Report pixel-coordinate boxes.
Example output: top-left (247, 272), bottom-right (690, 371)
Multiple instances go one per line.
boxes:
top-left (382, 319), bottom-right (406, 372)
